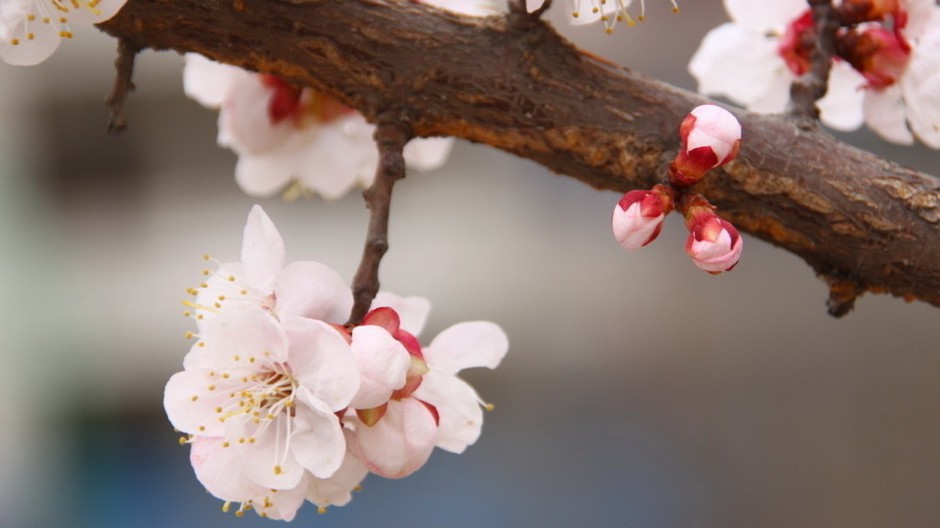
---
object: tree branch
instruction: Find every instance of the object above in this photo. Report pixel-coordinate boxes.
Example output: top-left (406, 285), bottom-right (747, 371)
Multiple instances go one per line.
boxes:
top-left (104, 38), bottom-right (140, 134)
top-left (347, 116), bottom-right (410, 326)
top-left (98, 0), bottom-right (940, 314)
top-left (788, 0), bottom-right (839, 126)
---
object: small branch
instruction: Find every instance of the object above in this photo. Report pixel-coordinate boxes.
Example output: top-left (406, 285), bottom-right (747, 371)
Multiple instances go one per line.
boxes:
top-left (508, 0), bottom-right (552, 30)
top-left (104, 38), bottom-right (140, 134)
top-left (789, 0), bottom-right (840, 125)
top-left (346, 116), bottom-right (411, 326)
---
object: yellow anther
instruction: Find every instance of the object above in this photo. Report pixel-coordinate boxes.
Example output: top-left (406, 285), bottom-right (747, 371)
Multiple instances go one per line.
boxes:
top-left (11, 39), bottom-right (19, 45)
top-left (273, 465), bottom-right (283, 475)
top-left (235, 510), bottom-right (244, 518)
top-left (214, 406), bottom-right (223, 413)
top-left (222, 441), bottom-right (230, 448)
top-left (178, 436), bottom-right (188, 445)
top-left (208, 384), bottom-right (216, 391)
top-left (240, 289), bottom-right (248, 295)
top-left (183, 310), bottom-right (192, 317)
top-left (571, 11), bottom-right (579, 17)
top-left (485, 403), bottom-right (495, 411)
top-left (222, 373), bottom-right (230, 379)
top-left (222, 502), bottom-right (232, 513)
top-left (202, 269), bottom-right (210, 276)
top-left (197, 342), bottom-right (205, 347)
top-left (184, 331), bottom-right (195, 339)
top-left (217, 295), bottom-right (225, 301)
top-left (191, 395), bottom-right (199, 401)
top-left (233, 355), bottom-right (241, 361)
top-left (318, 506), bottom-right (328, 514)
top-left (227, 275), bottom-right (236, 282)
top-left (198, 425), bottom-right (206, 431)
top-left (203, 254), bottom-right (211, 261)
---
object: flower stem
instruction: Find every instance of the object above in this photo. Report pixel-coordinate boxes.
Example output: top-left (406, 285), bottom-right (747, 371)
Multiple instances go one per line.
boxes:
top-left (347, 116), bottom-right (411, 326)
top-left (105, 38), bottom-right (140, 134)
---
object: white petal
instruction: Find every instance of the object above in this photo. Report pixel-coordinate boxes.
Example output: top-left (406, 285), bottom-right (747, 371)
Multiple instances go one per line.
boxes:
top-left (283, 317), bottom-right (360, 411)
top-left (370, 292), bottom-right (432, 336)
top-left (525, 0), bottom-right (546, 13)
top-left (424, 321), bottom-right (508, 374)
top-left (164, 370), bottom-right (232, 436)
top-left (295, 121), bottom-right (372, 199)
top-left (818, 61), bottom-right (865, 131)
top-left (233, 151), bottom-right (297, 197)
top-left (221, 75), bottom-right (295, 155)
top-left (348, 326), bottom-right (410, 409)
top-left (240, 413), bottom-right (306, 490)
top-left (403, 137), bottom-right (455, 171)
top-left (183, 53), bottom-right (249, 108)
top-left (195, 305), bottom-right (289, 369)
top-left (62, 0), bottom-right (129, 24)
top-left (412, 371), bottom-right (484, 453)
top-left (863, 88), bottom-right (914, 145)
top-left (275, 261), bottom-right (353, 322)
top-left (421, 0), bottom-right (502, 16)
top-left (348, 399), bottom-right (438, 479)
top-left (307, 445), bottom-right (369, 508)
top-left (290, 395), bottom-right (348, 478)
top-left (240, 205), bottom-right (285, 293)
top-left (901, 33), bottom-right (940, 148)
top-left (190, 437), bottom-right (262, 502)
top-left (0, 4), bottom-right (60, 66)
top-left (689, 23), bottom-right (792, 113)
top-left (0, 1), bottom-right (31, 42)
top-left (723, 0), bottom-right (805, 33)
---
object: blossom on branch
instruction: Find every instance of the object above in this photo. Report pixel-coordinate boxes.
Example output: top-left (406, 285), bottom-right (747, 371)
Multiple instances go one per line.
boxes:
top-left (690, 0), bottom-right (940, 148)
top-left (183, 55), bottom-right (454, 199)
top-left (169, 206), bottom-right (509, 519)
top-left (0, 0), bottom-right (128, 65)
top-left (681, 194), bottom-right (743, 274)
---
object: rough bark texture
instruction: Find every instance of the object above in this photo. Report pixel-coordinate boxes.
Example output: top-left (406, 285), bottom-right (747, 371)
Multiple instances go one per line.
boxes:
top-left (98, 0), bottom-right (940, 314)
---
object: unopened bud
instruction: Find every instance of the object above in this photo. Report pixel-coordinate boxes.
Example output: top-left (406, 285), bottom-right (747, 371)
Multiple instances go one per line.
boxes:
top-left (612, 184), bottom-right (675, 250)
top-left (681, 194), bottom-right (742, 274)
top-left (669, 104), bottom-right (742, 188)
top-left (836, 27), bottom-right (911, 89)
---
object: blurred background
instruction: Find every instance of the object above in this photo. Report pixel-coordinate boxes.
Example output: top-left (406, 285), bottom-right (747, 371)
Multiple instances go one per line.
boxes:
top-left (1, 2), bottom-right (939, 527)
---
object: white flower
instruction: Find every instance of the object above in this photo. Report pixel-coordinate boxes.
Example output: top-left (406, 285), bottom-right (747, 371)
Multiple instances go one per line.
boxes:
top-left (422, 0), bottom-right (503, 16)
top-left (165, 305), bottom-right (362, 518)
top-left (689, 0), bottom-right (866, 131)
top-left (189, 205), bottom-right (352, 326)
top-left (183, 54), bottom-right (455, 199)
top-left (855, 5), bottom-right (940, 147)
top-left (0, 0), bottom-right (127, 65)
top-left (344, 296), bottom-right (509, 477)
top-left (565, 0), bottom-right (679, 32)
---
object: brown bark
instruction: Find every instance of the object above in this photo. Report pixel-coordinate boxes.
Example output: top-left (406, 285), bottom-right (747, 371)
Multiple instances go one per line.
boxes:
top-left (98, 0), bottom-right (940, 315)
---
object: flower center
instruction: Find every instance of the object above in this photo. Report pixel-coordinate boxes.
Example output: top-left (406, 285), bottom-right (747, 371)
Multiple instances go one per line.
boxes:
top-left (778, 10), bottom-right (817, 76)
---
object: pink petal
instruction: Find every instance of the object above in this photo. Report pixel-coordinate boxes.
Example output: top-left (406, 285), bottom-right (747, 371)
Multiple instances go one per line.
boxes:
top-left (818, 61), bottom-right (865, 131)
top-left (371, 292), bottom-right (432, 336)
top-left (724, 0), bottom-right (806, 33)
top-left (283, 317), bottom-right (360, 410)
top-left (348, 326), bottom-right (411, 409)
top-left (190, 437), bottom-right (261, 501)
top-left (864, 88), bottom-right (914, 145)
top-left (424, 321), bottom-right (508, 374)
top-left (348, 399), bottom-right (438, 478)
top-left (412, 371), bottom-right (485, 454)
top-left (164, 369), bottom-right (239, 437)
top-left (194, 305), bottom-right (289, 369)
top-left (275, 261), bottom-right (353, 322)
top-left (240, 205), bottom-right (285, 292)
top-left (290, 396), bottom-right (348, 479)
top-left (234, 151), bottom-right (297, 197)
top-left (307, 444), bottom-right (369, 508)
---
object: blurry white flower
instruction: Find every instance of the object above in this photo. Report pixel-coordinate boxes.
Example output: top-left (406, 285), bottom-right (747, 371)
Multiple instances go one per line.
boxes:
top-left (0, 0), bottom-right (127, 65)
top-left (183, 54), bottom-right (454, 198)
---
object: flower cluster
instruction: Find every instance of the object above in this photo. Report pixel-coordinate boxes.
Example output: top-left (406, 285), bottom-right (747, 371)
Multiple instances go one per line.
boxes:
top-left (690, 0), bottom-right (940, 148)
top-left (0, 0), bottom-right (128, 65)
top-left (165, 206), bottom-right (508, 520)
top-left (612, 104), bottom-right (743, 274)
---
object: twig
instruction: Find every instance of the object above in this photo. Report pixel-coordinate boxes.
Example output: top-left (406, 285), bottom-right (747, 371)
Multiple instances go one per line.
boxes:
top-left (104, 38), bottom-right (140, 134)
top-left (346, 116), bottom-right (411, 326)
top-left (788, 0), bottom-right (840, 126)
top-left (508, 0), bottom-right (552, 29)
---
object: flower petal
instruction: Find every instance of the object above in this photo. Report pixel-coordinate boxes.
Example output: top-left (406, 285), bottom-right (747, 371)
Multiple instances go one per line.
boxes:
top-left (290, 394), bottom-right (348, 479)
top-left (403, 137), bottom-right (455, 171)
top-left (863, 87), bottom-right (914, 145)
top-left (818, 61), bottom-right (865, 131)
top-left (283, 317), bottom-right (360, 410)
top-left (347, 398), bottom-right (438, 479)
top-left (412, 371), bottom-right (484, 453)
top-left (348, 326), bottom-right (410, 409)
top-left (724, 0), bottom-right (805, 32)
top-left (307, 443), bottom-right (369, 508)
top-left (424, 321), bottom-right (508, 374)
top-left (189, 437), bottom-right (261, 502)
top-left (275, 261), bottom-right (353, 322)
top-left (234, 151), bottom-right (297, 197)
top-left (240, 205), bottom-right (285, 292)
top-left (183, 53), bottom-right (249, 108)
top-left (371, 292), bottom-right (432, 336)
top-left (192, 304), bottom-right (289, 369)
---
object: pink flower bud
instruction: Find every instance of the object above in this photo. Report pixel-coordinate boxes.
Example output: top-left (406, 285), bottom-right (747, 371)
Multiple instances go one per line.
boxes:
top-left (836, 26), bottom-right (911, 89)
top-left (669, 104), bottom-right (742, 187)
top-left (681, 194), bottom-right (742, 274)
top-left (612, 184), bottom-right (675, 250)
